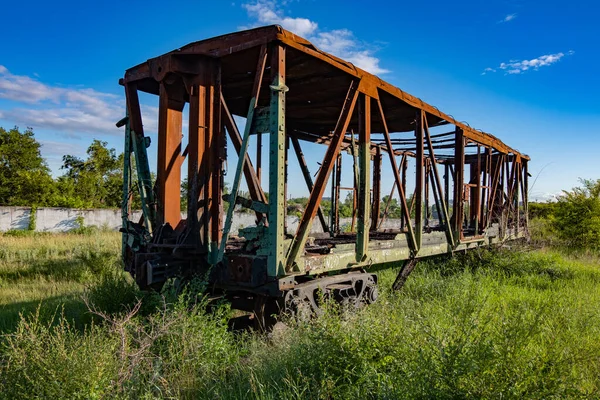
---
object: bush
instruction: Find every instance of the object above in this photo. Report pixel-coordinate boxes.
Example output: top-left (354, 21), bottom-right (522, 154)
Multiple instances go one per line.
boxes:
top-left (553, 179), bottom-right (600, 250)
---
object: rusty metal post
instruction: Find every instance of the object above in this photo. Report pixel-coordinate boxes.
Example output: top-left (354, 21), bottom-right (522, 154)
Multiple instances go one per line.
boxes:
top-left (268, 44), bottom-right (287, 277)
top-left (453, 127), bottom-right (465, 240)
top-left (157, 83), bottom-right (184, 228)
top-left (356, 94), bottom-right (371, 262)
top-left (187, 60), bottom-right (221, 257)
top-left (256, 133), bottom-right (262, 185)
top-left (371, 146), bottom-right (382, 231)
top-left (415, 110), bottom-right (424, 250)
top-left (424, 158), bottom-right (430, 228)
top-left (125, 83), bottom-right (156, 234)
top-left (334, 153), bottom-right (342, 234)
top-left (401, 155), bottom-right (408, 231)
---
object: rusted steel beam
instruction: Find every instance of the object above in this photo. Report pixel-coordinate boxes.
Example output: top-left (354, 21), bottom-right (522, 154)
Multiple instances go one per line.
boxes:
top-left (523, 160), bottom-right (529, 231)
top-left (126, 26), bottom-right (528, 162)
top-left (351, 130), bottom-right (359, 232)
top-left (377, 99), bottom-right (417, 253)
top-left (286, 80), bottom-right (359, 270)
top-left (256, 133), bottom-right (262, 184)
top-left (187, 61), bottom-right (221, 253)
top-left (423, 115), bottom-right (454, 245)
top-left (268, 43), bottom-right (288, 277)
top-left (356, 94), bottom-right (371, 261)
top-left (157, 83), bottom-right (184, 228)
top-left (124, 83), bottom-right (156, 233)
top-left (276, 31), bottom-right (528, 159)
top-left (208, 69), bottom-right (223, 258)
top-left (290, 137), bottom-right (329, 233)
top-left (371, 146), bottom-right (382, 231)
top-left (487, 154), bottom-right (504, 226)
top-left (334, 153), bottom-right (342, 234)
top-left (453, 128), bottom-right (465, 239)
top-left (415, 110), bottom-right (424, 249)
top-left (444, 163), bottom-right (450, 213)
top-left (401, 154), bottom-right (408, 230)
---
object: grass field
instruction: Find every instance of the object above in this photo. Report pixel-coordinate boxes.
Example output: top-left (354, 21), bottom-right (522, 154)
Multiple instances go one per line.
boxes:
top-left (1, 231), bottom-right (599, 399)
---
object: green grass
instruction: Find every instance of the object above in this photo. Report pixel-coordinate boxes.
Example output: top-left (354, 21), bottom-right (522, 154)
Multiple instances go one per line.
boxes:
top-left (1, 232), bottom-right (599, 399)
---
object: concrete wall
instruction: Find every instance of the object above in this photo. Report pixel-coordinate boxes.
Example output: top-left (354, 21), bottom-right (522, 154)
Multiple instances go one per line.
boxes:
top-left (0, 206), bottom-right (403, 234)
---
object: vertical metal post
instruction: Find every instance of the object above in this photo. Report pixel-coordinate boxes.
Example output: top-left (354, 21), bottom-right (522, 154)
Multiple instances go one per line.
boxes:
top-left (400, 155), bottom-right (407, 231)
top-left (444, 163), bottom-right (450, 218)
top-left (120, 113), bottom-right (132, 261)
top-left (415, 111), bottom-right (424, 250)
top-left (330, 158), bottom-right (337, 234)
top-left (424, 158), bottom-right (430, 228)
top-left (207, 68), bottom-right (223, 262)
top-left (125, 83), bottom-right (155, 234)
top-left (356, 94), bottom-right (371, 262)
top-left (334, 154), bottom-right (342, 234)
top-left (523, 159), bottom-right (529, 233)
top-left (268, 44), bottom-right (287, 277)
top-left (453, 127), bottom-right (464, 240)
top-left (351, 131), bottom-right (358, 232)
top-left (157, 83), bottom-right (184, 228)
top-left (256, 133), bottom-right (262, 185)
top-left (371, 146), bottom-right (381, 231)
top-left (475, 145), bottom-right (482, 234)
top-left (188, 82), bottom-right (205, 247)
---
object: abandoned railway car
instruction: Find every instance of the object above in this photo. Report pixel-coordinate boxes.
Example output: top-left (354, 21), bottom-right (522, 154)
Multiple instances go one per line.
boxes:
top-left (118, 25), bottom-right (529, 325)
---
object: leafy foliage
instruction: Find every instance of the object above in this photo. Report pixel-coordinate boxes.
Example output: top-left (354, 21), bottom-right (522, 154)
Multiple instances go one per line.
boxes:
top-left (0, 126), bottom-right (55, 206)
top-left (554, 179), bottom-right (600, 250)
top-left (57, 139), bottom-right (123, 208)
top-left (0, 126), bottom-right (127, 209)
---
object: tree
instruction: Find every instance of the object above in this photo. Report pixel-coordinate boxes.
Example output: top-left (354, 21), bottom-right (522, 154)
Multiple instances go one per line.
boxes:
top-left (554, 179), bottom-right (600, 250)
top-left (0, 126), bottom-right (55, 206)
top-left (58, 140), bottom-right (123, 208)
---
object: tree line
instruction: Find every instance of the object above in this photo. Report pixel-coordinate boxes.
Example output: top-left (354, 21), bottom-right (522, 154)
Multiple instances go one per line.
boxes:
top-left (0, 126), bottom-right (123, 208)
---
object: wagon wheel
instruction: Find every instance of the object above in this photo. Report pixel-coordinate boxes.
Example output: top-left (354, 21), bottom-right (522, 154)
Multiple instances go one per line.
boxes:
top-left (253, 295), bottom-right (280, 331)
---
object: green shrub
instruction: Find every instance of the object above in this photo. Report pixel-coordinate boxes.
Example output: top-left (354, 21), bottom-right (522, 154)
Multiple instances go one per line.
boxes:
top-left (553, 179), bottom-right (600, 250)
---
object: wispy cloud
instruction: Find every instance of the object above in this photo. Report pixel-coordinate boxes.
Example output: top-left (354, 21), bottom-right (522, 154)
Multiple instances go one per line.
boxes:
top-left (0, 65), bottom-right (157, 135)
top-left (243, 0), bottom-right (318, 36)
top-left (498, 13), bottom-right (517, 23)
top-left (241, 0), bottom-right (389, 75)
top-left (482, 51), bottom-right (574, 75)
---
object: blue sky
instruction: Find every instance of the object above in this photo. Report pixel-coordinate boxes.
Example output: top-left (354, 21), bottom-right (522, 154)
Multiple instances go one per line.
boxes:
top-left (0, 0), bottom-right (598, 201)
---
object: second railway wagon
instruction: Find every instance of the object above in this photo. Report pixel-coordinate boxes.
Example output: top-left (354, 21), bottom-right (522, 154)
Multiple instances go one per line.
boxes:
top-left (118, 25), bottom-right (529, 325)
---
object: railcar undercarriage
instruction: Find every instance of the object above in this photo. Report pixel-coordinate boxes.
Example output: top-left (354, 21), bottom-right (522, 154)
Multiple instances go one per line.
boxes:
top-left (118, 25), bottom-right (529, 323)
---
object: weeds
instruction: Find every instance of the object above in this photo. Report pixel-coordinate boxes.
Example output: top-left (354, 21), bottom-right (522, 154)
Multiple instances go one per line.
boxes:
top-left (1, 233), bottom-right (600, 399)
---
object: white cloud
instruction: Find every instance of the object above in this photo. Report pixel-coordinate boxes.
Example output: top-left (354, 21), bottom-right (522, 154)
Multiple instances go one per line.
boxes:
top-left (241, 1), bottom-right (388, 75)
top-left (0, 65), bottom-right (157, 135)
top-left (483, 51), bottom-right (574, 75)
top-left (243, 0), bottom-right (318, 36)
top-left (499, 13), bottom-right (517, 23)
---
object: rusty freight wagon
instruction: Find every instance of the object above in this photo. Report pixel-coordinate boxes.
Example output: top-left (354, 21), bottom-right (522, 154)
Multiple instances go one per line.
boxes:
top-left (118, 25), bottom-right (529, 326)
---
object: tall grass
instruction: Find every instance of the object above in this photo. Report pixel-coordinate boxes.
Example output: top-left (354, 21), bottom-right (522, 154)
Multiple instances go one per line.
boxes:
top-left (1, 232), bottom-right (599, 399)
